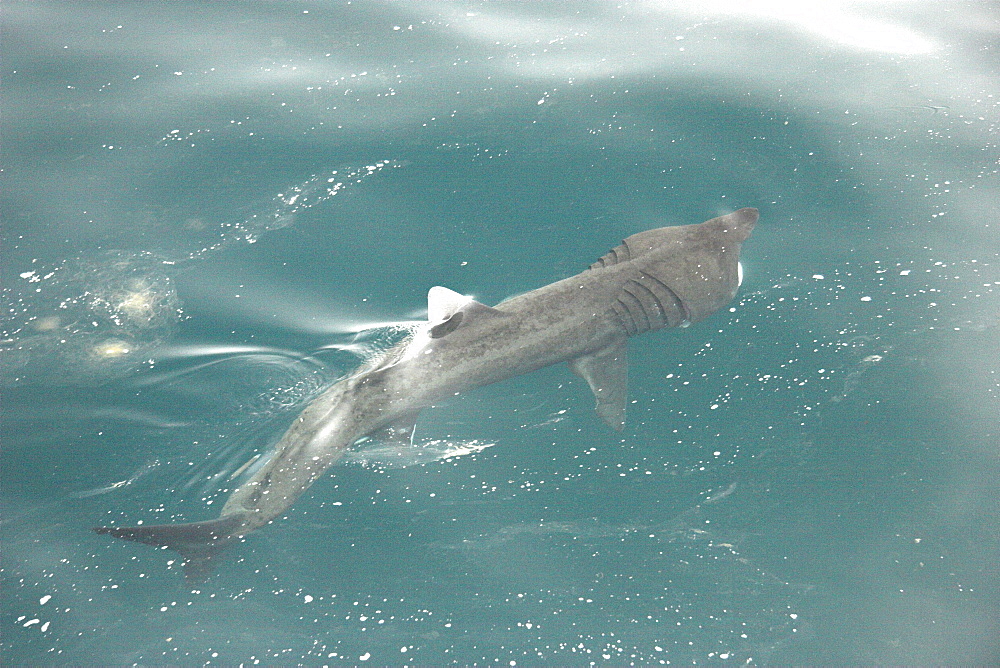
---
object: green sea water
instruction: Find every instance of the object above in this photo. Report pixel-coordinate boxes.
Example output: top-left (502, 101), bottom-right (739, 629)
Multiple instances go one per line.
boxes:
top-left (2, 2), bottom-right (998, 665)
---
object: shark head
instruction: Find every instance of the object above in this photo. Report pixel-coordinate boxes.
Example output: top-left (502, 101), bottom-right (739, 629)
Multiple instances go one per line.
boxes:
top-left (591, 208), bottom-right (758, 335)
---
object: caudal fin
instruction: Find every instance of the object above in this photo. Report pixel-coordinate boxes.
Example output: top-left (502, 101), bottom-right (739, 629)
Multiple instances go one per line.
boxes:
top-left (94, 514), bottom-right (245, 583)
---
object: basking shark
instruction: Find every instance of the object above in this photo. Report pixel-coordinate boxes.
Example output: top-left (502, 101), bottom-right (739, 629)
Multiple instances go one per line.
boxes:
top-left (95, 207), bottom-right (758, 581)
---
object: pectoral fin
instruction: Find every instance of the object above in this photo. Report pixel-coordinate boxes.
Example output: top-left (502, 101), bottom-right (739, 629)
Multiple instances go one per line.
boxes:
top-left (569, 342), bottom-right (628, 431)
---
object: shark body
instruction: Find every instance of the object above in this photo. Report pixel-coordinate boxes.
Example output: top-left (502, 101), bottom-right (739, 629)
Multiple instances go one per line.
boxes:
top-left (95, 207), bottom-right (758, 581)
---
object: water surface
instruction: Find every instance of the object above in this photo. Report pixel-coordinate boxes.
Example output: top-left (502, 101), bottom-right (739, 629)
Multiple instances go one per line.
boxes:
top-left (2, 2), bottom-right (998, 665)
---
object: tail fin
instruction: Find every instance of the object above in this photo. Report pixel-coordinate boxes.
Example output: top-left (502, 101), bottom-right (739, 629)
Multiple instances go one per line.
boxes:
top-left (94, 514), bottom-right (245, 583)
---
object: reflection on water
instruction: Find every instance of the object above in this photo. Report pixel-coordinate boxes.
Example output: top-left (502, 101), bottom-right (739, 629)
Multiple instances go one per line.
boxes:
top-left (181, 161), bottom-right (401, 258)
top-left (344, 438), bottom-right (495, 470)
top-left (424, 479), bottom-right (812, 665)
top-left (71, 459), bottom-right (162, 498)
top-left (1, 161), bottom-right (398, 388)
top-left (2, 250), bottom-right (180, 387)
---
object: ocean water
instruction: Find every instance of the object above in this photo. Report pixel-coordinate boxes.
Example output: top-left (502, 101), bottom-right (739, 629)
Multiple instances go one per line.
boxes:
top-left (2, 2), bottom-right (998, 665)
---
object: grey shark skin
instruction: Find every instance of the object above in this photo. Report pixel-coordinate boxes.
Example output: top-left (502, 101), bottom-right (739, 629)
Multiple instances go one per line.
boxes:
top-left (95, 207), bottom-right (758, 582)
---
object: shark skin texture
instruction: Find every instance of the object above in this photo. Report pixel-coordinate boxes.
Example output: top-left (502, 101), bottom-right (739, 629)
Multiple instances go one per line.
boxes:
top-left (95, 207), bottom-right (758, 582)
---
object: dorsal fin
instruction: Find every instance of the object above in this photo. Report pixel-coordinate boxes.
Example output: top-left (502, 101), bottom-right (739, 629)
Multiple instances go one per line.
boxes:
top-left (427, 286), bottom-right (505, 325)
top-left (428, 286), bottom-right (472, 322)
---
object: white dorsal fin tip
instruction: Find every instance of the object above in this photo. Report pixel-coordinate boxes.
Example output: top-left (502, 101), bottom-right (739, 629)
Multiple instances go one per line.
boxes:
top-left (427, 286), bottom-right (473, 322)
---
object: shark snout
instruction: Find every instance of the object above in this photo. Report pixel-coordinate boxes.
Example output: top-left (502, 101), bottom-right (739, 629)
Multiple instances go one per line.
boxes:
top-left (728, 207), bottom-right (759, 241)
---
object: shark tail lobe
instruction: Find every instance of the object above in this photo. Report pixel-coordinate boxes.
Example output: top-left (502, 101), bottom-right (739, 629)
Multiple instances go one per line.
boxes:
top-left (94, 514), bottom-right (246, 583)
